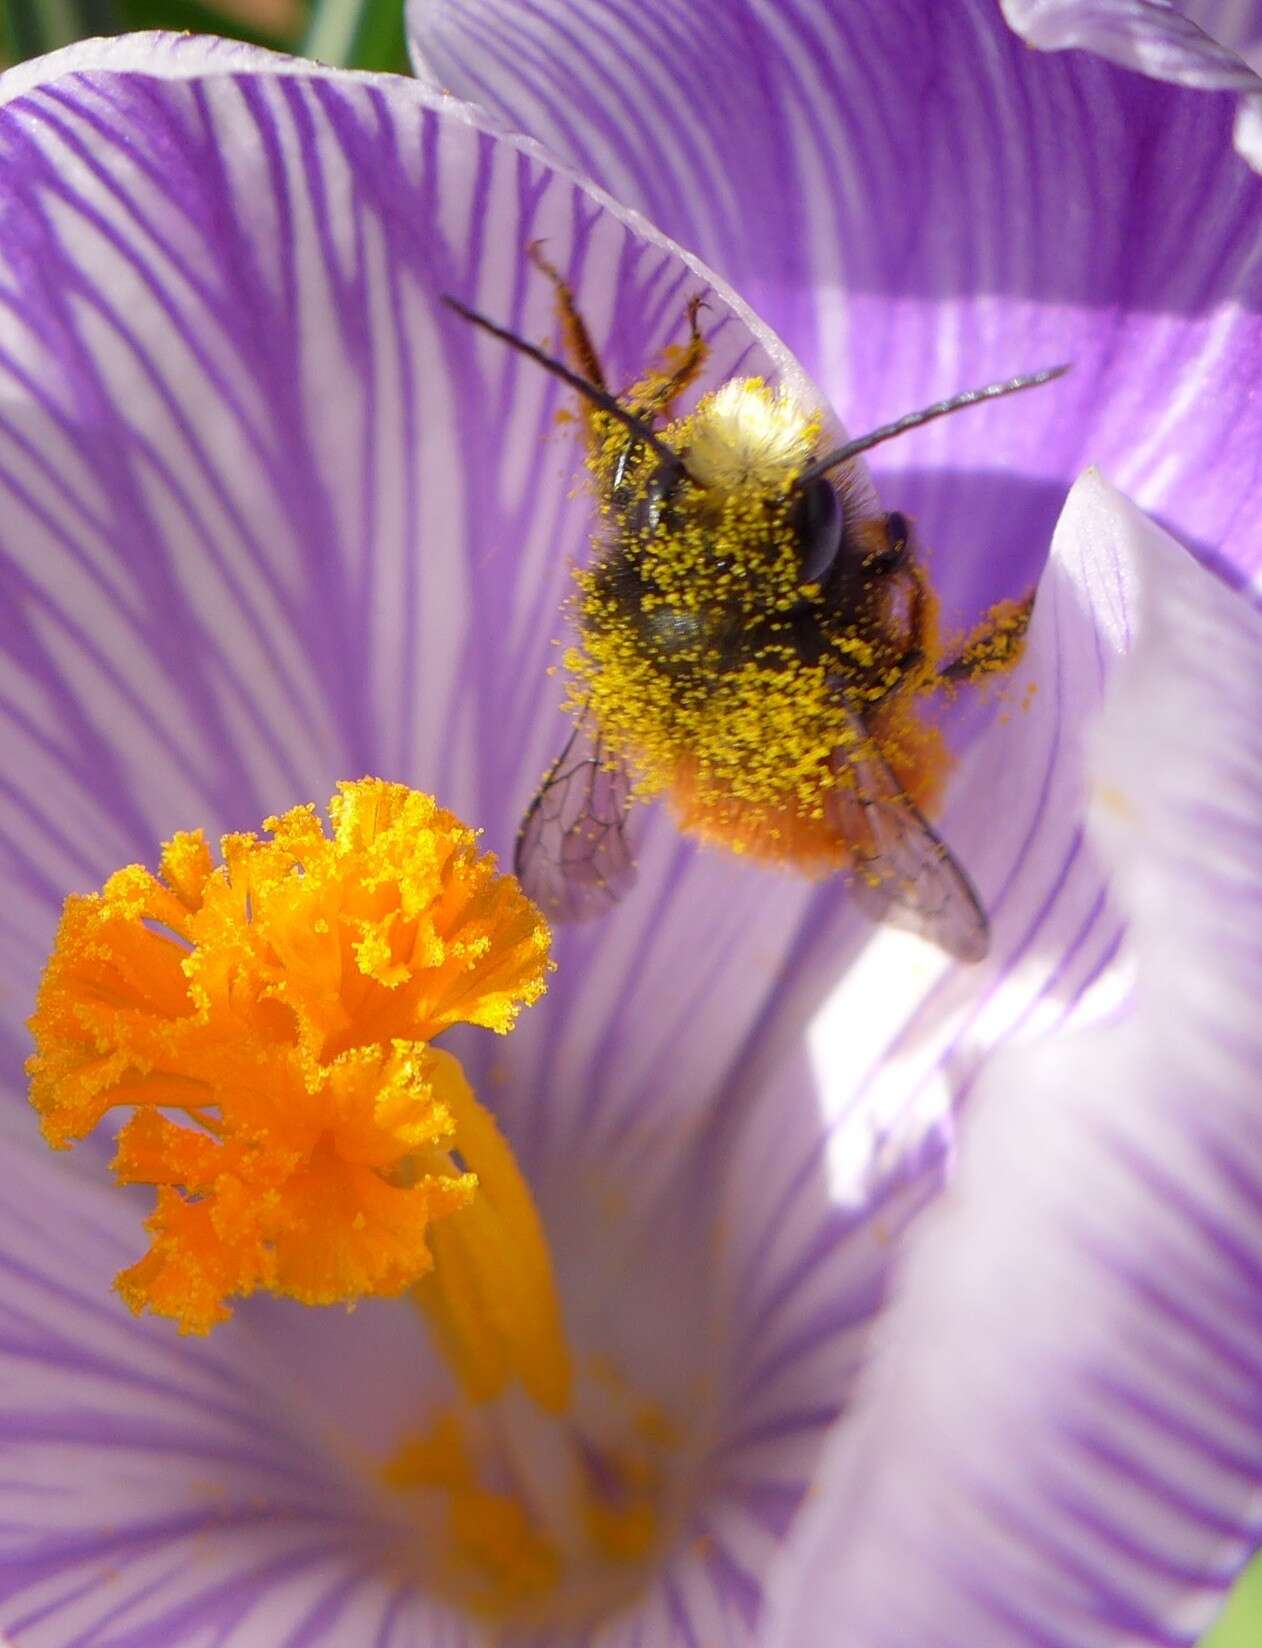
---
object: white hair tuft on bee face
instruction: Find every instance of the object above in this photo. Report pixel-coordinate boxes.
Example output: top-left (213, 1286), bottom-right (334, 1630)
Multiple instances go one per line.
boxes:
top-left (683, 379), bottom-right (820, 491)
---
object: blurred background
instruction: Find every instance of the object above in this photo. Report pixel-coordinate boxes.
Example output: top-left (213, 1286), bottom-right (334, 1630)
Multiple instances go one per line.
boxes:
top-left (1211, 1565), bottom-right (1262, 1645)
top-left (1, 0), bottom-right (1260, 1642)
top-left (1, 0), bottom-right (409, 74)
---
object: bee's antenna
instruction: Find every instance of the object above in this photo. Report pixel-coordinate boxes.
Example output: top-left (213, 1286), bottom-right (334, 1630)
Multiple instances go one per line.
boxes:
top-left (442, 294), bottom-right (695, 480)
top-left (797, 364), bottom-right (1071, 485)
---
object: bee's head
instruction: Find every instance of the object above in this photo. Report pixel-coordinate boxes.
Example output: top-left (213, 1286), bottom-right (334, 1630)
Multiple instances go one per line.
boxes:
top-left (611, 379), bottom-right (846, 605)
top-left (789, 475), bottom-right (846, 585)
top-left (441, 287), bottom-right (1066, 607)
top-left (625, 352), bottom-right (1072, 597)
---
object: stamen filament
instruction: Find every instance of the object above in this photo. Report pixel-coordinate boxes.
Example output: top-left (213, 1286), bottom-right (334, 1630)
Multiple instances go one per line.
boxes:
top-left (29, 779), bottom-right (672, 1627)
top-left (416, 1051), bottom-right (572, 1412)
top-left (489, 1385), bottom-right (586, 1555)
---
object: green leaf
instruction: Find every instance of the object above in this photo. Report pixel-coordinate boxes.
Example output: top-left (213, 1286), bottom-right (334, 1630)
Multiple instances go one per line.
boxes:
top-left (1202, 1556), bottom-right (1262, 1648)
top-left (302, 0), bottom-right (407, 71)
top-left (114, 0), bottom-right (295, 49)
top-left (4, 0), bottom-right (118, 60)
top-left (2, 0), bottom-right (300, 61)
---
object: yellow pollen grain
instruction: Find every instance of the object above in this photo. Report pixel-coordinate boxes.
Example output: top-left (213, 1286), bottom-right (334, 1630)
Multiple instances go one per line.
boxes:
top-left (26, 779), bottom-right (555, 1344)
top-left (385, 1376), bottom-right (674, 1619)
top-left (569, 615), bottom-right (850, 822)
top-left (385, 1410), bottom-right (562, 1613)
top-left (565, 375), bottom-right (928, 838)
top-left (949, 593), bottom-right (1035, 681)
top-left (1094, 780), bottom-right (1135, 822)
top-left (557, 369), bottom-right (985, 871)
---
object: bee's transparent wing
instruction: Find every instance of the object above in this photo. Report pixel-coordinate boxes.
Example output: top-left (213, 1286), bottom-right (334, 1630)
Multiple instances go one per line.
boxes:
top-left (825, 706), bottom-right (989, 962)
top-left (514, 704), bottom-right (637, 922)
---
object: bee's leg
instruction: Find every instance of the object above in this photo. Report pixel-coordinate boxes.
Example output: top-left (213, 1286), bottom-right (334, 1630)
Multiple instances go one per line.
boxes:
top-left (878, 548), bottom-right (930, 694)
top-left (937, 591), bottom-right (1036, 684)
top-left (631, 293), bottom-right (709, 420)
top-left (527, 240), bottom-right (609, 391)
top-left (891, 647), bottom-right (925, 682)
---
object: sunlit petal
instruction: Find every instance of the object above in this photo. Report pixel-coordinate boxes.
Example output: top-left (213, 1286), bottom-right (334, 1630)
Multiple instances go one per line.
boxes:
top-left (763, 472), bottom-right (1262, 1647)
top-left (1003, 0), bottom-right (1262, 169)
top-left (0, 35), bottom-right (855, 1160)
top-left (0, 1142), bottom-right (457, 1646)
top-left (409, 0), bottom-right (1262, 601)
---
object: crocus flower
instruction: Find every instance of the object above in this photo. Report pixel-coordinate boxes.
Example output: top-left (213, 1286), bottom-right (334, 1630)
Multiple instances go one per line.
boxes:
top-left (0, 3), bottom-right (1259, 1645)
top-left (1002, 0), bottom-right (1262, 169)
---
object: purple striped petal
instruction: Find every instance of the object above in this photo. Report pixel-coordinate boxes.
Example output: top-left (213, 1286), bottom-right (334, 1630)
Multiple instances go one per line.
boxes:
top-left (0, 41), bottom-right (957, 1639)
top-left (454, 458), bottom-right (1161, 1641)
top-left (408, 0), bottom-right (1262, 597)
top-left (0, 32), bottom-right (855, 1169)
top-left (762, 472), bottom-right (1262, 1648)
top-left (0, 1143), bottom-right (445, 1648)
top-left (4, 28), bottom-right (1261, 1648)
top-left (0, 1062), bottom-right (909, 1646)
top-left (1003, 0), bottom-right (1262, 168)
top-left (0, 383), bottom-right (1249, 1646)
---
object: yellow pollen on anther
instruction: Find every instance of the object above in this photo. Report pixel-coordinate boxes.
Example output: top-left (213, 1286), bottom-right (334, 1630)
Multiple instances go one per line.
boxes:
top-left (26, 780), bottom-right (559, 1352)
top-left (384, 1412), bottom-right (562, 1611)
top-left (384, 1376), bottom-right (676, 1620)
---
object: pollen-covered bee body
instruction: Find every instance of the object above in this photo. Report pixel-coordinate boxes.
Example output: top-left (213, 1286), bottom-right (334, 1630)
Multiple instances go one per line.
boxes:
top-left (589, 492), bottom-right (917, 696)
top-left (444, 266), bottom-right (1063, 958)
top-left (568, 376), bottom-right (948, 879)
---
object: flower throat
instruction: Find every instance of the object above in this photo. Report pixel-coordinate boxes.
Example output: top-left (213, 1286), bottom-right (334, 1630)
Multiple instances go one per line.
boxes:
top-left (27, 779), bottom-right (672, 1619)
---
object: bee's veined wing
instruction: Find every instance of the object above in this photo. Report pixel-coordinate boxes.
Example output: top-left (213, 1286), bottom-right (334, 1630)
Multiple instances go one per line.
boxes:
top-left (824, 705), bottom-right (989, 963)
top-left (514, 704), bottom-right (637, 922)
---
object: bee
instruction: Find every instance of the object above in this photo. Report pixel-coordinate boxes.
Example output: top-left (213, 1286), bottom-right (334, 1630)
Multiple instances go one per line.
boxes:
top-left (445, 252), bottom-right (1066, 961)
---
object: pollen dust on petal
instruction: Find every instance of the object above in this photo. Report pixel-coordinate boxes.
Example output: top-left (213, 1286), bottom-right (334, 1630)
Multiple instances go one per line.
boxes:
top-left (26, 779), bottom-right (552, 1335)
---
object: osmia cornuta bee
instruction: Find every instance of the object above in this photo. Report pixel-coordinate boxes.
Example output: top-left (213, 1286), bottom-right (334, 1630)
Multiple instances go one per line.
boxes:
top-left (447, 251), bottom-right (1066, 962)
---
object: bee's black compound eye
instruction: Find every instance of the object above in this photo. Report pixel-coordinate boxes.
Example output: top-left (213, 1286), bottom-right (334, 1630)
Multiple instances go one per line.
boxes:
top-left (792, 476), bottom-right (844, 585)
top-left (628, 461), bottom-right (684, 539)
top-left (867, 510), bottom-right (910, 575)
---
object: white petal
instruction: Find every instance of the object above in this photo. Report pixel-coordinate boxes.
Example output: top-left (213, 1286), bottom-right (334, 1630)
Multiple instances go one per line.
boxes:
top-left (0, 35), bottom-right (838, 1158)
top-left (763, 472), bottom-right (1262, 1648)
top-left (0, 1141), bottom-right (467, 1646)
top-left (410, 0), bottom-right (1262, 596)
